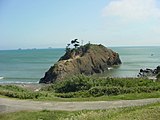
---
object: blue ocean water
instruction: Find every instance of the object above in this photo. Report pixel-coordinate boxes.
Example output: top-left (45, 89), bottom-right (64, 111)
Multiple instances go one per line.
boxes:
top-left (0, 46), bottom-right (159, 83)
top-left (107, 46), bottom-right (160, 77)
top-left (0, 49), bottom-right (65, 83)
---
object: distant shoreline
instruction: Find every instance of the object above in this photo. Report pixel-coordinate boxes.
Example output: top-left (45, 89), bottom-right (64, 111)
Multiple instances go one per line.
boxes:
top-left (0, 45), bottom-right (160, 51)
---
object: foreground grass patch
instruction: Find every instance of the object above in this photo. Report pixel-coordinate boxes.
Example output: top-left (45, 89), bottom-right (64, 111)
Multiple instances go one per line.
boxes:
top-left (0, 102), bottom-right (160, 120)
top-left (1, 76), bottom-right (160, 101)
top-left (0, 110), bottom-right (69, 120)
top-left (36, 91), bottom-right (160, 102)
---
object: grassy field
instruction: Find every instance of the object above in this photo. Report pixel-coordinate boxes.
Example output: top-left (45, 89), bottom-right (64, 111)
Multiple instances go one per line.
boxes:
top-left (0, 76), bottom-right (160, 101)
top-left (1, 91), bottom-right (160, 102)
top-left (0, 102), bottom-right (160, 120)
top-left (1, 76), bottom-right (160, 120)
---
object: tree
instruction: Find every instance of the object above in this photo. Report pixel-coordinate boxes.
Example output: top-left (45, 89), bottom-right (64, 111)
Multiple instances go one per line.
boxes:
top-left (71, 39), bottom-right (80, 48)
top-left (65, 44), bottom-right (71, 52)
top-left (65, 39), bottom-right (80, 52)
top-left (74, 43), bottom-right (80, 48)
top-left (66, 43), bottom-right (70, 48)
top-left (71, 39), bottom-right (79, 44)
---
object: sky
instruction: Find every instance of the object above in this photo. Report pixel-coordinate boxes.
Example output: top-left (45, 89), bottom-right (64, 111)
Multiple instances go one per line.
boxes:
top-left (0, 0), bottom-right (160, 50)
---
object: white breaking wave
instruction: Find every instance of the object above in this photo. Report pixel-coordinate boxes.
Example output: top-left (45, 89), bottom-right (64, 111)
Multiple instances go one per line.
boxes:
top-left (0, 76), bottom-right (4, 80)
top-left (108, 67), bottom-right (113, 70)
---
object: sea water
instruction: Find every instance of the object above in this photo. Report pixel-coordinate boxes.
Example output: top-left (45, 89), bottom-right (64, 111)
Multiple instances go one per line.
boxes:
top-left (0, 49), bottom-right (64, 83)
top-left (0, 46), bottom-right (159, 83)
top-left (107, 46), bottom-right (160, 78)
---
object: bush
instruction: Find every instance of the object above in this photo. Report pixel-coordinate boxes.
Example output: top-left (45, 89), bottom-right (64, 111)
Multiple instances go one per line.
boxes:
top-left (55, 91), bottom-right (90, 98)
top-left (88, 86), bottom-right (160, 97)
top-left (40, 75), bottom-right (160, 98)
top-left (0, 85), bottom-right (44, 99)
top-left (40, 84), bottom-right (55, 91)
top-left (0, 90), bottom-right (43, 99)
top-left (54, 75), bottom-right (91, 93)
top-left (0, 85), bottom-right (27, 92)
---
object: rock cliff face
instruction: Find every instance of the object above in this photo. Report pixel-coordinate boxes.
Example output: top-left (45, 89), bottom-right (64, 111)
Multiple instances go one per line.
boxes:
top-left (39, 44), bottom-right (122, 83)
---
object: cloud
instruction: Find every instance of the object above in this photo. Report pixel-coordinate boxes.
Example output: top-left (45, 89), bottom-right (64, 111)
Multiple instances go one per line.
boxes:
top-left (103, 0), bottom-right (160, 21)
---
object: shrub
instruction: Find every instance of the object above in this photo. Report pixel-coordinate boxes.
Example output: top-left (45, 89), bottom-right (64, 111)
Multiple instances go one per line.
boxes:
top-left (88, 86), bottom-right (160, 97)
top-left (0, 85), bottom-right (27, 92)
top-left (0, 90), bottom-right (43, 99)
top-left (54, 75), bottom-right (91, 93)
top-left (40, 75), bottom-right (160, 98)
top-left (0, 85), bottom-right (44, 99)
top-left (55, 91), bottom-right (90, 98)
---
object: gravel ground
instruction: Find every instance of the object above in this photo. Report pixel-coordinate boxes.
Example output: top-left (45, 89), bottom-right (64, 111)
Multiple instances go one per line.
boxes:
top-left (0, 98), bottom-right (160, 113)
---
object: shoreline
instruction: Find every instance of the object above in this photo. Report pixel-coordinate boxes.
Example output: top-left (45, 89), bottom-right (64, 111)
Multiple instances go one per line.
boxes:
top-left (0, 83), bottom-right (47, 91)
top-left (0, 76), bottom-right (157, 91)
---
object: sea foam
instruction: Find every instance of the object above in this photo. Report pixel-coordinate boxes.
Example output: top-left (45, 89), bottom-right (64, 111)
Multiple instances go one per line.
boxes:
top-left (108, 67), bottom-right (113, 70)
top-left (0, 77), bottom-right (4, 80)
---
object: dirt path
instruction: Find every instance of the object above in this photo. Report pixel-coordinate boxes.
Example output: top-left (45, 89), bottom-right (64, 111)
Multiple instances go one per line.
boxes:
top-left (0, 98), bottom-right (160, 113)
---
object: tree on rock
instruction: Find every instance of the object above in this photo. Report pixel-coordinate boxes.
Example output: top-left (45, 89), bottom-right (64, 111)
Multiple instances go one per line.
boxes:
top-left (74, 43), bottom-right (80, 48)
top-left (71, 39), bottom-right (79, 45)
top-left (71, 39), bottom-right (80, 48)
top-left (66, 39), bottom-right (80, 52)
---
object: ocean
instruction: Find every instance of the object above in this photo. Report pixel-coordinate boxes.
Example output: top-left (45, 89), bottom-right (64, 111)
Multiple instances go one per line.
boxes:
top-left (0, 46), bottom-right (160, 84)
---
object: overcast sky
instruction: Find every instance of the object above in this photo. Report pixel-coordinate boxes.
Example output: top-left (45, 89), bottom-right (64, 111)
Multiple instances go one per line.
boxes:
top-left (1, 0), bottom-right (160, 50)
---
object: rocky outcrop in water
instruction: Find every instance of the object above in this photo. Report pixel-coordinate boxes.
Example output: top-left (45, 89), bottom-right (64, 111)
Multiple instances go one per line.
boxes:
top-left (138, 66), bottom-right (160, 78)
top-left (39, 44), bottom-right (122, 83)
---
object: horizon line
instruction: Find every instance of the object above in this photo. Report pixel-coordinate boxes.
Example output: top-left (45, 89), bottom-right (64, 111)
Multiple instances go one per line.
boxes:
top-left (0, 45), bottom-right (160, 51)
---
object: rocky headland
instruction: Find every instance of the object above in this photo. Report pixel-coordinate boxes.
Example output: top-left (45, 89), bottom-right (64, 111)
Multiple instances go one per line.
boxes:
top-left (39, 43), bottom-right (122, 83)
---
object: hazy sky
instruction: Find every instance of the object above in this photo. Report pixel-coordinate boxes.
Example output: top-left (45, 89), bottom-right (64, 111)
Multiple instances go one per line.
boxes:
top-left (1, 0), bottom-right (160, 50)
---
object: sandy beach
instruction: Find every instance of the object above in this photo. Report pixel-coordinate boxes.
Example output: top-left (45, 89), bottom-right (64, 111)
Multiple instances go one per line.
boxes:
top-left (0, 83), bottom-right (47, 91)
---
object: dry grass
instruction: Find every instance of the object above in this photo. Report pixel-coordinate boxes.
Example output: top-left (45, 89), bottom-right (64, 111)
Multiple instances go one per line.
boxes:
top-left (0, 102), bottom-right (160, 120)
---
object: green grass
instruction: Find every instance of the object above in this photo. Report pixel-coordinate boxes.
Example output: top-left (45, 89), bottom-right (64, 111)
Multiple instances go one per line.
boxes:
top-left (34, 91), bottom-right (160, 102)
top-left (0, 110), bottom-right (69, 120)
top-left (40, 75), bottom-right (160, 98)
top-left (0, 90), bottom-right (160, 102)
top-left (1, 76), bottom-right (160, 101)
top-left (1, 102), bottom-right (160, 120)
top-left (28, 92), bottom-right (160, 102)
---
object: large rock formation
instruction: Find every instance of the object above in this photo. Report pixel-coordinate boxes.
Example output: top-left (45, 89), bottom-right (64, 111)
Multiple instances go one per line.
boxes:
top-left (39, 44), bottom-right (122, 83)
